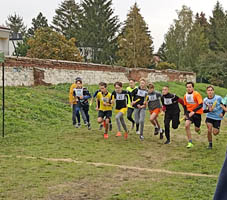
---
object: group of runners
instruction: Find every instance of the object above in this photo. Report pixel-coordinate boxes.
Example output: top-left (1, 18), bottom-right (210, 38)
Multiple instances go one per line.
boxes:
top-left (69, 77), bottom-right (227, 149)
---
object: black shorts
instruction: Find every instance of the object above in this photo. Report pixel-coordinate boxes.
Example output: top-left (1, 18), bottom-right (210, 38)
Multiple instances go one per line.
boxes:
top-left (186, 113), bottom-right (201, 128)
top-left (205, 118), bottom-right (221, 129)
top-left (98, 110), bottom-right (112, 119)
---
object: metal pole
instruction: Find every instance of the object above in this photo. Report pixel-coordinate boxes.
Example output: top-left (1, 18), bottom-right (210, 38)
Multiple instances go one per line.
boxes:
top-left (2, 62), bottom-right (4, 138)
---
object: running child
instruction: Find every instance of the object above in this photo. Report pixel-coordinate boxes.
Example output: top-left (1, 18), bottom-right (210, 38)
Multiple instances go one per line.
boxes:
top-left (203, 86), bottom-right (225, 149)
top-left (69, 77), bottom-right (84, 128)
top-left (131, 78), bottom-right (148, 140)
top-left (126, 79), bottom-right (137, 129)
top-left (184, 82), bottom-right (203, 148)
top-left (93, 82), bottom-right (112, 131)
top-left (161, 86), bottom-right (185, 144)
top-left (111, 82), bottom-right (130, 139)
top-left (145, 83), bottom-right (164, 139)
top-left (96, 82), bottom-right (112, 139)
top-left (73, 78), bottom-right (91, 129)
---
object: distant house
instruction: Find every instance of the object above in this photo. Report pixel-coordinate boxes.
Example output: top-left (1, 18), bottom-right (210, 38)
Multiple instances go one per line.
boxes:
top-left (0, 26), bottom-right (10, 55)
top-left (79, 47), bottom-right (94, 61)
top-left (9, 32), bottom-right (23, 56)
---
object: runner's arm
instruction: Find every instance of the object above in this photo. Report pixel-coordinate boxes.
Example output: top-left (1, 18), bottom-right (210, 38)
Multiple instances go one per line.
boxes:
top-left (93, 90), bottom-right (99, 98)
top-left (83, 89), bottom-right (91, 100)
top-left (69, 85), bottom-right (74, 105)
top-left (193, 103), bottom-right (203, 113)
top-left (221, 104), bottom-right (227, 113)
top-left (128, 91), bottom-right (132, 103)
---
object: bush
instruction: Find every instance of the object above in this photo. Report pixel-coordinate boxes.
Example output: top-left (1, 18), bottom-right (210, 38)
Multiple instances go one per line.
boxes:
top-left (156, 62), bottom-right (177, 70)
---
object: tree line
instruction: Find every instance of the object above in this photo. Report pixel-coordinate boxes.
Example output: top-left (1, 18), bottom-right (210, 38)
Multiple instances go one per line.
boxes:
top-left (6, 0), bottom-right (152, 68)
top-left (158, 2), bottom-right (227, 87)
top-left (5, 0), bottom-right (227, 87)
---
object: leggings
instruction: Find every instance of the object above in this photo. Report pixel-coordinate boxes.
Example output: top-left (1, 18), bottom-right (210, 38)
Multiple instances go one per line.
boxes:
top-left (134, 108), bottom-right (146, 136)
top-left (127, 107), bottom-right (135, 124)
top-left (115, 112), bottom-right (128, 132)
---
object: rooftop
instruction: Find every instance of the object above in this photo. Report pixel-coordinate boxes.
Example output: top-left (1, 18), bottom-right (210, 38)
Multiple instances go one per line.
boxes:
top-left (0, 26), bottom-right (10, 31)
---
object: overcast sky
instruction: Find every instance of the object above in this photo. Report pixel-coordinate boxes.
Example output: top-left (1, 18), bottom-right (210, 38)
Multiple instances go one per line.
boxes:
top-left (1, 0), bottom-right (227, 51)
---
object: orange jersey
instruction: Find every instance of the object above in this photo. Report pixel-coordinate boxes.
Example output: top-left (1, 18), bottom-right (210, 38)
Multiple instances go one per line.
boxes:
top-left (184, 91), bottom-right (203, 114)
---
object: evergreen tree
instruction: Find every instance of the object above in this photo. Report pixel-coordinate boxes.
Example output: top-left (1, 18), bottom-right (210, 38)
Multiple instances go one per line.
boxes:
top-left (52, 0), bottom-right (81, 40)
top-left (157, 42), bottom-right (167, 62)
top-left (199, 51), bottom-right (227, 87)
top-left (183, 13), bottom-right (209, 73)
top-left (79, 0), bottom-right (120, 64)
top-left (209, 1), bottom-right (227, 52)
top-left (6, 13), bottom-right (27, 36)
top-left (28, 12), bottom-right (48, 36)
top-left (117, 3), bottom-right (153, 68)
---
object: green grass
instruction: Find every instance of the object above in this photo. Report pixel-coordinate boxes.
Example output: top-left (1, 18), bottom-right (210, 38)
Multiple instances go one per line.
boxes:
top-left (0, 82), bottom-right (227, 200)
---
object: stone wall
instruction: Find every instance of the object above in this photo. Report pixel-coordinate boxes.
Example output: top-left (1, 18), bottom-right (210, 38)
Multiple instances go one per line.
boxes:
top-left (0, 56), bottom-right (196, 86)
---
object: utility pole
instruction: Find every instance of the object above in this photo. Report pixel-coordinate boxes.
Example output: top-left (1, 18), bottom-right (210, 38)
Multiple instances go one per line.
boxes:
top-left (0, 51), bottom-right (5, 138)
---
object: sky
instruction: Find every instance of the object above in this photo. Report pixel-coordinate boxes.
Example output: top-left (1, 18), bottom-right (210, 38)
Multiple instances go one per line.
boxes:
top-left (1, 0), bottom-right (227, 51)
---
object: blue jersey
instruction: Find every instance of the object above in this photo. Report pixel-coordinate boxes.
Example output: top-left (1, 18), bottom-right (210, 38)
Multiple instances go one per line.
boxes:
top-left (203, 95), bottom-right (223, 120)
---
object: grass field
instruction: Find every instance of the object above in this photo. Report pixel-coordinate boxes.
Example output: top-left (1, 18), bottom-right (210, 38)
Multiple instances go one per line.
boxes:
top-left (0, 82), bottom-right (227, 200)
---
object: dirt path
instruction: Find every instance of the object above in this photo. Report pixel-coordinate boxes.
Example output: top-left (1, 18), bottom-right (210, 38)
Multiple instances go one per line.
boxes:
top-left (0, 154), bottom-right (218, 178)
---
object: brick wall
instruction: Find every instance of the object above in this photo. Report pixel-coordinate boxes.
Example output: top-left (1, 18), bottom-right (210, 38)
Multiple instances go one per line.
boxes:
top-left (0, 56), bottom-right (196, 86)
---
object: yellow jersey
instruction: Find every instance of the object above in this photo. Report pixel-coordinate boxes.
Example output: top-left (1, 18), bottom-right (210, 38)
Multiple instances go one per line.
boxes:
top-left (126, 86), bottom-right (137, 108)
top-left (96, 91), bottom-right (112, 111)
top-left (69, 83), bottom-right (77, 104)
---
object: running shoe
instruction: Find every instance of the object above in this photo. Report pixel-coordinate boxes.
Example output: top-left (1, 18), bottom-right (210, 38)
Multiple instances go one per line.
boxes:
top-left (154, 127), bottom-right (160, 135)
top-left (164, 140), bottom-right (171, 144)
top-left (140, 135), bottom-right (144, 141)
top-left (186, 142), bottom-right (194, 148)
top-left (116, 132), bottom-right (122, 137)
top-left (87, 123), bottom-right (91, 130)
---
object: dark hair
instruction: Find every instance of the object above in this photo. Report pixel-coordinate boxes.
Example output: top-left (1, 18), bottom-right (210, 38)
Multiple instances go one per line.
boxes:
top-left (148, 83), bottom-right (154, 89)
top-left (114, 81), bottom-right (123, 87)
top-left (186, 82), bottom-right (194, 88)
top-left (100, 82), bottom-right (107, 88)
top-left (129, 79), bottom-right (135, 82)
top-left (76, 79), bottom-right (82, 84)
top-left (206, 85), bottom-right (214, 90)
top-left (163, 85), bottom-right (169, 88)
top-left (75, 77), bottom-right (82, 81)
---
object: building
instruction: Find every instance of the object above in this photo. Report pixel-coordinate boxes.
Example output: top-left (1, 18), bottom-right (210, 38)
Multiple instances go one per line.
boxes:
top-left (0, 26), bottom-right (10, 55)
top-left (9, 32), bottom-right (23, 56)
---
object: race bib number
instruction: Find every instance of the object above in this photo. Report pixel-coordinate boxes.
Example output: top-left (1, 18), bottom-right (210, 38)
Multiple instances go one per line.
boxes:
top-left (205, 100), bottom-right (213, 107)
top-left (137, 89), bottom-right (147, 97)
top-left (74, 89), bottom-right (83, 97)
top-left (102, 97), bottom-right (109, 103)
top-left (116, 93), bottom-right (125, 100)
top-left (164, 98), bottom-right (172, 105)
top-left (149, 95), bottom-right (157, 101)
top-left (186, 94), bottom-right (195, 104)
